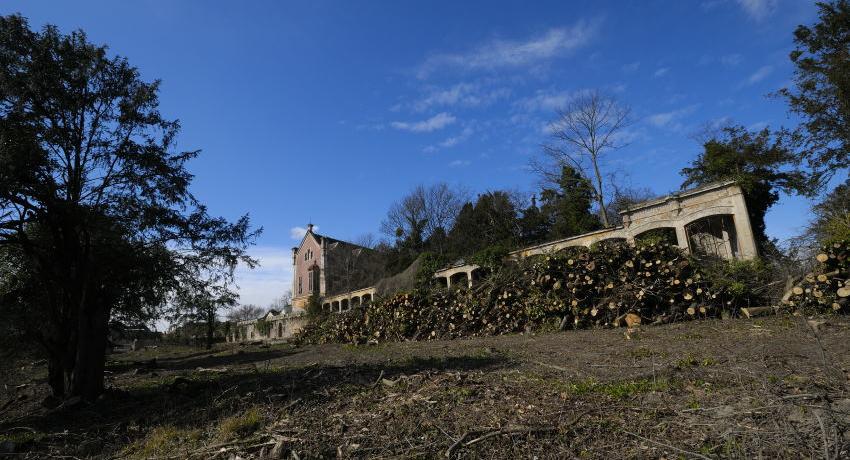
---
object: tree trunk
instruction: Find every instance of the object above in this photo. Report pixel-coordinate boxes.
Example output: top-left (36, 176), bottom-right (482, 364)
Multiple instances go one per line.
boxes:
top-left (206, 311), bottom-right (215, 350)
top-left (70, 302), bottom-right (109, 400)
top-left (47, 357), bottom-right (65, 397)
top-left (591, 155), bottom-right (610, 227)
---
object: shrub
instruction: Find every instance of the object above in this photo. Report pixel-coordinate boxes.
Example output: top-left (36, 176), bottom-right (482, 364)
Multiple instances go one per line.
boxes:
top-left (699, 258), bottom-right (776, 310)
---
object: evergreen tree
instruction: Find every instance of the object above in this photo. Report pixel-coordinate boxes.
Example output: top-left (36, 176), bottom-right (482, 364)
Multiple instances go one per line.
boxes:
top-left (0, 15), bottom-right (257, 399)
top-left (681, 126), bottom-right (809, 251)
top-left (539, 166), bottom-right (602, 240)
top-left (781, 0), bottom-right (850, 183)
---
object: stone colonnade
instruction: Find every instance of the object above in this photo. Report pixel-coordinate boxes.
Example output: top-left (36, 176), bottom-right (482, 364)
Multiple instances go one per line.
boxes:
top-left (321, 286), bottom-right (376, 313)
top-left (433, 264), bottom-right (481, 289)
top-left (509, 181), bottom-right (757, 260)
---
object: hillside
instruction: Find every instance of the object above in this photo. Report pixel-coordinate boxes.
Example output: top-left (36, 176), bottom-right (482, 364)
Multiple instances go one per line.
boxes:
top-left (1, 314), bottom-right (849, 458)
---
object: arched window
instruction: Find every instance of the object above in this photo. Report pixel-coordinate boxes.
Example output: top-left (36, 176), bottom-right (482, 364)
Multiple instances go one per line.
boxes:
top-left (685, 214), bottom-right (739, 259)
top-left (635, 227), bottom-right (679, 246)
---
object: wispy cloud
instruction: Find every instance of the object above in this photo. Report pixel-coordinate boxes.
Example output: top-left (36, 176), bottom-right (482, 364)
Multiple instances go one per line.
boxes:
top-left (646, 105), bottom-right (699, 130)
top-left (423, 126), bottom-right (474, 153)
top-left (515, 89), bottom-right (575, 112)
top-left (720, 53), bottom-right (743, 66)
top-left (391, 112), bottom-right (456, 133)
top-left (746, 65), bottom-right (773, 85)
top-left (290, 225), bottom-right (318, 240)
top-left (653, 67), bottom-right (670, 78)
top-left (233, 246), bottom-right (293, 310)
top-left (448, 159), bottom-right (471, 167)
top-left (735, 0), bottom-right (776, 21)
top-left (411, 83), bottom-right (510, 112)
top-left (621, 61), bottom-right (640, 73)
top-left (416, 21), bottom-right (599, 78)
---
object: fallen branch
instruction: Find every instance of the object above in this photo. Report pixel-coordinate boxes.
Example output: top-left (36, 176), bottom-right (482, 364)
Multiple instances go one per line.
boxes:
top-left (623, 430), bottom-right (713, 460)
top-left (463, 426), bottom-right (556, 447)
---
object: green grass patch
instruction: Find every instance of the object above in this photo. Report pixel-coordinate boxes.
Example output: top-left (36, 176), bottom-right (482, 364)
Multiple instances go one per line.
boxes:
top-left (0, 430), bottom-right (46, 446)
top-left (122, 425), bottom-right (202, 458)
top-left (676, 353), bottom-right (718, 368)
top-left (564, 378), bottom-right (671, 398)
top-left (218, 407), bottom-right (263, 439)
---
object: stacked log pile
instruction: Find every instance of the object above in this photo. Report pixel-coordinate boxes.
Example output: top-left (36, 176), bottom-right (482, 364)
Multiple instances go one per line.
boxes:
top-left (785, 241), bottom-right (850, 313)
top-left (294, 242), bottom-right (727, 345)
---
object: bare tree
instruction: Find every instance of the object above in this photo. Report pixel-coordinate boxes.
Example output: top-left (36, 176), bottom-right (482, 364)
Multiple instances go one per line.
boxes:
top-left (537, 90), bottom-right (632, 227)
top-left (227, 304), bottom-right (265, 322)
top-left (380, 183), bottom-right (468, 245)
top-left (605, 185), bottom-right (656, 226)
top-left (268, 290), bottom-right (292, 314)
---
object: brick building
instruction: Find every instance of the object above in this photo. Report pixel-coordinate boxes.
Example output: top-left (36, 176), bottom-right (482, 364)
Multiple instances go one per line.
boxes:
top-left (290, 224), bottom-right (383, 310)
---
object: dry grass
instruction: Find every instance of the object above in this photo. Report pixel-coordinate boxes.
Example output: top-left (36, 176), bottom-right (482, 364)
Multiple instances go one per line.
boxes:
top-left (1, 314), bottom-right (849, 458)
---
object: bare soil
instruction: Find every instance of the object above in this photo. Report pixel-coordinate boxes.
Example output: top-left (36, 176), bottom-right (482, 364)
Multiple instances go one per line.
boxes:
top-left (2, 314), bottom-right (850, 458)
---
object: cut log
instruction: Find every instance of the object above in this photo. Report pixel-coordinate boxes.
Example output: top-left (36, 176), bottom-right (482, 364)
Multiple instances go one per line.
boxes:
top-left (624, 313), bottom-right (641, 328)
top-left (740, 306), bottom-right (774, 318)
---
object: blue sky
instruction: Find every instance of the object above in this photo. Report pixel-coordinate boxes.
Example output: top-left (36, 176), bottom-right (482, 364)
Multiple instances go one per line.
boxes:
top-left (4, 0), bottom-right (823, 309)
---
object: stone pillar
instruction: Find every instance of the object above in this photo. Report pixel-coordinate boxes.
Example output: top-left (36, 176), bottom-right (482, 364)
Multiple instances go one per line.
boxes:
top-left (674, 226), bottom-right (689, 254)
top-left (729, 191), bottom-right (758, 259)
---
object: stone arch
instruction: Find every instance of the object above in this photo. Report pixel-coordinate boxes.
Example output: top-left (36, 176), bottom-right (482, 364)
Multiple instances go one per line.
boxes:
top-left (351, 296), bottom-right (361, 308)
top-left (341, 298), bottom-right (349, 310)
top-left (435, 276), bottom-right (448, 288)
top-left (277, 322), bottom-right (283, 338)
top-left (470, 267), bottom-right (484, 284)
top-left (450, 271), bottom-right (469, 288)
top-left (362, 293), bottom-right (372, 304)
top-left (684, 214), bottom-right (739, 259)
top-left (634, 227), bottom-right (679, 246)
top-left (332, 300), bottom-right (340, 312)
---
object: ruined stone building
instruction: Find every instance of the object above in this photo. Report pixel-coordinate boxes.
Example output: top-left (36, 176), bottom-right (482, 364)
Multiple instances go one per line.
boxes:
top-left (290, 224), bottom-right (383, 311)
top-left (229, 181), bottom-right (759, 342)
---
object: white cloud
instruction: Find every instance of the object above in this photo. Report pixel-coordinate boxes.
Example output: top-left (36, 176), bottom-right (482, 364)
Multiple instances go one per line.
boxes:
top-left (233, 246), bottom-right (293, 310)
top-left (423, 126), bottom-right (474, 153)
top-left (646, 105), bottom-right (699, 130)
top-left (448, 159), bottom-right (471, 167)
top-left (746, 65), bottom-right (773, 85)
top-left (735, 0), bottom-right (776, 21)
top-left (720, 53), bottom-right (743, 66)
top-left (515, 89), bottom-right (575, 112)
top-left (621, 61), bottom-right (640, 73)
top-left (411, 83), bottom-right (510, 112)
top-left (391, 112), bottom-right (457, 133)
top-left (653, 67), bottom-right (670, 78)
top-left (289, 225), bottom-right (318, 240)
top-left (417, 21), bottom-right (598, 78)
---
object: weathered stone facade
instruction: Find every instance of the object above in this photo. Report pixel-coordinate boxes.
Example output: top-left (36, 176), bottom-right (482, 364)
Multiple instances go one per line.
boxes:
top-left (508, 181), bottom-right (757, 260)
top-left (228, 310), bottom-right (309, 343)
top-left (231, 181), bottom-right (759, 342)
top-left (290, 224), bottom-right (383, 310)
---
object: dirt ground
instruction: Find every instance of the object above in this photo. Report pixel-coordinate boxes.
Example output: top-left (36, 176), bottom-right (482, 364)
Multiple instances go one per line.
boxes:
top-left (2, 314), bottom-right (850, 459)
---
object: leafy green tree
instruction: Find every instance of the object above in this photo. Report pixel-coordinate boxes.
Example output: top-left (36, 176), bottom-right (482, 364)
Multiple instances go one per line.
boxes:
top-left (169, 279), bottom-right (237, 349)
top-left (0, 15), bottom-right (258, 399)
top-left (681, 126), bottom-right (810, 251)
top-left (781, 0), bottom-right (850, 183)
top-left (539, 166), bottom-right (601, 239)
top-left (807, 178), bottom-right (850, 244)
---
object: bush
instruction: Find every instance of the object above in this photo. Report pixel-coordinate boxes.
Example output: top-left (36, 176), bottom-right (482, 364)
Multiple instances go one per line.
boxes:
top-left (305, 292), bottom-right (323, 317)
top-left (700, 258), bottom-right (776, 310)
